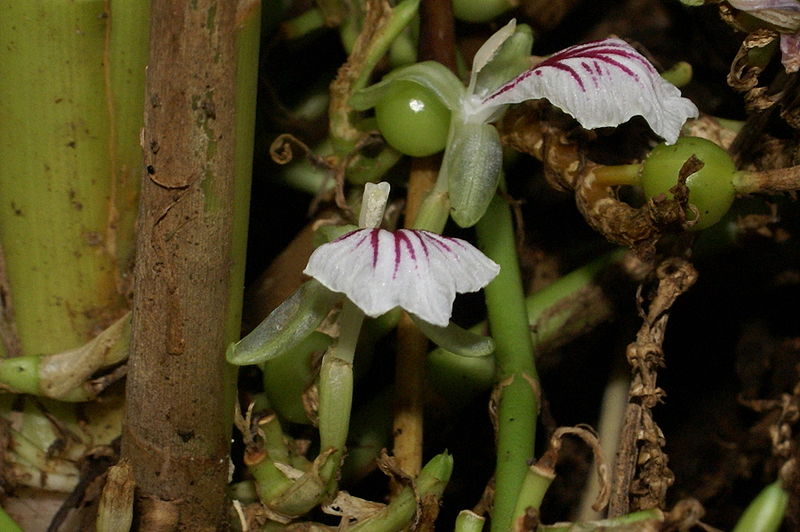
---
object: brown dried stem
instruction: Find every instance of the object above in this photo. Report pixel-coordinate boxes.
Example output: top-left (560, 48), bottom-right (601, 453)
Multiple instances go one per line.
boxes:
top-left (734, 165), bottom-right (800, 195)
top-left (121, 1), bottom-right (255, 528)
top-left (608, 258), bottom-right (698, 516)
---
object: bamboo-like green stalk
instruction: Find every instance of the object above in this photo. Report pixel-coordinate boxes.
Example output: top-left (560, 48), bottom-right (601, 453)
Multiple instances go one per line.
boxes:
top-left (0, 5), bottom-right (147, 526)
top-left (0, 1), bottom-right (149, 358)
top-left (229, 0), bottom-right (261, 346)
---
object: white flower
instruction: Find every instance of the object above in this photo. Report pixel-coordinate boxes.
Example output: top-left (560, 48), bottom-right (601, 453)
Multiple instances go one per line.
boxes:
top-left (465, 29), bottom-right (699, 144)
top-left (303, 228), bottom-right (500, 327)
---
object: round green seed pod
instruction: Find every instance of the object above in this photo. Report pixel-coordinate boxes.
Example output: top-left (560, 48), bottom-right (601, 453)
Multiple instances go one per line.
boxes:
top-left (641, 136), bottom-right (737, 230)
top-left (375, 81), bottom-right (450, 157)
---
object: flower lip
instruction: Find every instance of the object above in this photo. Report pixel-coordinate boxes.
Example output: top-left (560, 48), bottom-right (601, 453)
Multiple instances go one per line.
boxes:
top-left (303, 228), bottom-right (500, 327)
top-left (472, 37), bottom-right (699, 144)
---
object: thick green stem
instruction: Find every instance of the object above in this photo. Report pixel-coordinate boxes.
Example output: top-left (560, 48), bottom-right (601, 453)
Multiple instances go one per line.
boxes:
top-left (0, 3), bottom-right (147, 525)
top-left (476, 191), bottom-right (539, 532)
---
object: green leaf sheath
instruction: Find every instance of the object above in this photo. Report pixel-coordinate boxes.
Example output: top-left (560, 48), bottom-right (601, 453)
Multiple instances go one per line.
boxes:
top-left (447, 121), bottom-right (503, 228)
top-left (227, 280), bottom-right (341, 365)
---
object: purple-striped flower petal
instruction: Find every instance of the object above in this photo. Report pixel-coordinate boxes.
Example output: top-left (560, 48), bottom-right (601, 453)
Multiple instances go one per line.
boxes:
top-left (728, 0), bottom-right (800, 10)
top-left (303, 228), bottom-right (500, 327)
top-left (480, 38), bottom-right (698, 144)
top-left (781, 32), bottom-right (800, 72)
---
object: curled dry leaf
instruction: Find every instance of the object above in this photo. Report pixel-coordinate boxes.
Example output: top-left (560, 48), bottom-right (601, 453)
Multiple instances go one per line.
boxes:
top-left (269, 133), bottom-right (316, 166)
top-left (538, 424), bottom-right (611, 513)
top-left (727, 29), bottom-right (783, 110)
top-left (323, 491), bottom-right (385, 520)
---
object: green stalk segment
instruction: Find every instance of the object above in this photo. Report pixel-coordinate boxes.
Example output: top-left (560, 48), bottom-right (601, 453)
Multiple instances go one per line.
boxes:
top-left (348, 452), bottom-right (453, 532)
top-left (511, 464), bottom-right (555, 530)
top-left (318, 300), bottom-right (365, 491)
top-left (475, 191), bottom-right (539, 532)
top-left (455, 510), bottom-right (486, 532)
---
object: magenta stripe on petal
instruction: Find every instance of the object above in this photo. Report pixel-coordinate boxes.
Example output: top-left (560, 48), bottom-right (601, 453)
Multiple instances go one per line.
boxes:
top-left (370, 228), bottom-right (380, 268)
top-left (479, 37), bottom-right (698, 144)
top-left (394, 230), bottom-right (417, 279)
